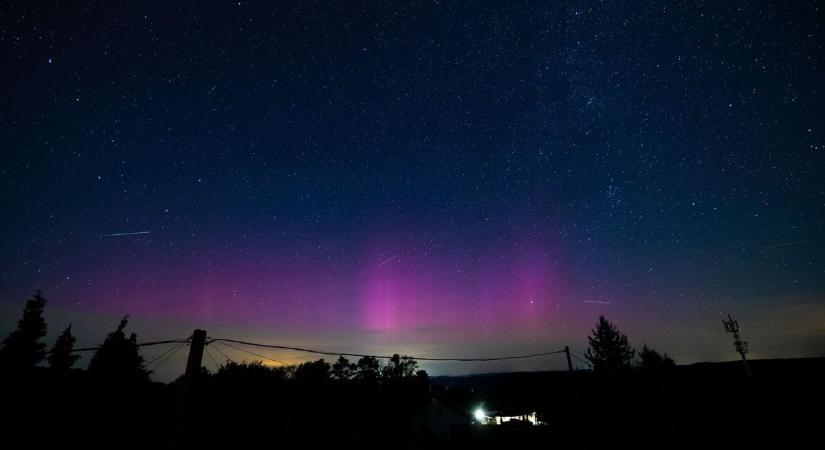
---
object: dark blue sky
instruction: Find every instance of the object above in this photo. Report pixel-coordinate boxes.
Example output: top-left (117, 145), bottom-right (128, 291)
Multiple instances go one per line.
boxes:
top-left (1, 1), bottom-right (823, 380)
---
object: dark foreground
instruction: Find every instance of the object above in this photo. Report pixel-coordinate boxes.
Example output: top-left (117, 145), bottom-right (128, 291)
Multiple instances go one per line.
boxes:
top-left (2, 358), bottom-right (823, 449)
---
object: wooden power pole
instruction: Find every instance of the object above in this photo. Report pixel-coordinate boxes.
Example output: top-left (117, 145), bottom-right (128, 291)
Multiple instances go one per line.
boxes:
top-left (564, 346), bottom-right (573, 371)
top-left (171, 329), bottom-right (207, 450)
top-left (185, 329), bottom-right (206, 378)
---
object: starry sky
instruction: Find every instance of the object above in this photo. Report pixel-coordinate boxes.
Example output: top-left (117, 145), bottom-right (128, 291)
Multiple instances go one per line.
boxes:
top-left (1, 1), bottom-right (824, 381)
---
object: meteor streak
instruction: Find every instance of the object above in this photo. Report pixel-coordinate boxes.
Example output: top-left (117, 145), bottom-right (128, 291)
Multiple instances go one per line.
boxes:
top-left (95, 231), bottom-right (151, 238)
top-left (376, 254), bottom-right (399, 268)
top-left (764, 238), bottom-right (819, 250)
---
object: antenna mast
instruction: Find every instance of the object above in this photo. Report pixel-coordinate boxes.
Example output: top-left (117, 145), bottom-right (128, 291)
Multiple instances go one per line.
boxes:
top-left (723, 314), bottom-right (751, 376)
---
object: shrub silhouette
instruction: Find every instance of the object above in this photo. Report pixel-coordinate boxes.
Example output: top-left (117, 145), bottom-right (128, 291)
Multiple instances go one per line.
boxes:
top-left (638, 344), bottom-right (676, 371)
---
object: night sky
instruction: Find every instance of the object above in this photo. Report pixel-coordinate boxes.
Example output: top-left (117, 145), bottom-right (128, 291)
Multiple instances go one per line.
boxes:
top-left (2, 1), bottom-right (824, 381)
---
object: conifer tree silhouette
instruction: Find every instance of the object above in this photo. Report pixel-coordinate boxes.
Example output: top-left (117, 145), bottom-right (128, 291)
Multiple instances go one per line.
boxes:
top-left (585, 315), bottom-right (635, 372)
top-left (88, 315), bottom-right (148, 382)
top-left (48, 324), bottom-right (80, 370)
top-left (0, 290), bottom-right (48, 370)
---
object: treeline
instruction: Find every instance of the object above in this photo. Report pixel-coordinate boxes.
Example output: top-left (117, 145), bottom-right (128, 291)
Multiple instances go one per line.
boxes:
top-left (201, 353), bottom-right (428, 385)
top-left (0, 289), bottom-right (682, 450)
top-left (0, 290), bottom-right (432, 387)
top-left (584, 315), bottom-right (676, 373)
top-left (4, 290), bottom-right (815, 450)
top-left (0, 290), bottom-right (152, 381)
top-left (0, 290), bottom-right (679, 380)
top-left (0, 290), bottom-right (432, 449)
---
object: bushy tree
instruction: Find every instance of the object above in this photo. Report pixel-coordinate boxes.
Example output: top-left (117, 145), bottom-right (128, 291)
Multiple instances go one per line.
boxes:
top-left (211, 360), bottom-right (288, 383)
top-left (48, 324), bottom-right (80, 370)
top-left (331, 355), bottom-right (356, 381)
top-left (638, 345), bottom-right (675, 371)
top-left (88, 316), bottom-right (148, 382)
top-left (205, 360), bottom-right (285, 384)
top-left (294, 358), bottom-right (330, 383)
top-left (381, 354), bottom-right (418, 380)
top-left (0, 290), bottom-right (48, 370)
top-left (585, 315), bottom-right (635, 372)
top-left (355, 355), bottom-right (381, 383)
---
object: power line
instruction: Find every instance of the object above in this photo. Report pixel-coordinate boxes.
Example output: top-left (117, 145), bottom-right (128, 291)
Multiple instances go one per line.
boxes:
top-left (52, 329), bottom-right (571, 369)
top-left (538, 352), bottom-right (559, 370)
top-left (61, 338), bottom-right (191, 354)
top-left (144, 340), bottom-right (188, 368)
top-left (203, 345), bottom-right (220, 371)
top-left (208, 337), bottom-right (567, 362)
top-left (570, 351), bottom-right (590, 369)
top-left (208, 341), bottom-right (236, 365)
top-left (146, 341), bottom-right (188, 373)
top-left (146, 342), bottom-right (187, 371)
top-left (217, 340), bottom-right (289, 366)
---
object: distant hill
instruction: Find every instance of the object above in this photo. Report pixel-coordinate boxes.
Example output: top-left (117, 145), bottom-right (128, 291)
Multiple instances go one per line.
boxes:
top-left (432, 356), bottom-right (825, 387)
top-left (679, 356), bottom-right (825, 375)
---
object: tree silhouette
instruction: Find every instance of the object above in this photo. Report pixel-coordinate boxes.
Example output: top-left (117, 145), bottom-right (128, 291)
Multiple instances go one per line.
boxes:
top-left (585, 315), bottom-right (635, 372)
top-left (211, 360), bottom-right (288, 384)
top-left (331, 355), bottom-right (356, 381)
top-left (355, 355), bottom-right (381, 383)
top-left (638, 345), bottom-right (675, 370)
top-left (88, 316), bottom-right (149, 382)
top-left (381, 354), bottom-right (418, 380)
top-left (0, 290), bottom-right (48, 370)
top-left (294, 358), bottom-right (331, 383)
top-left (48, 324), bottom-right (80, 370)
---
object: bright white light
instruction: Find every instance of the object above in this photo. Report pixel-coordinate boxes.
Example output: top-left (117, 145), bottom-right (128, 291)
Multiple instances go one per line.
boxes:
top-left (474, 408), bottom-right (486, 422)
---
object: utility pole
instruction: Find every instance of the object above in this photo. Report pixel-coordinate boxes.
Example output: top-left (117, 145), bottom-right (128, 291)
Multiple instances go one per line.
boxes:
top-left (722, 314), bottom-right (751, 376)
top-left (564, 346), bottom-right (573, 372)
top-left (172, 329), bottom-right (207, 450)
top-left (185, 329), bottom-right (206, 378)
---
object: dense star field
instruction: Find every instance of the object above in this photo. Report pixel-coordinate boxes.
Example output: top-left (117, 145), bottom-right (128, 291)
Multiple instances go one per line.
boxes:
top-left (1, 1), bottom-right (823, 380)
